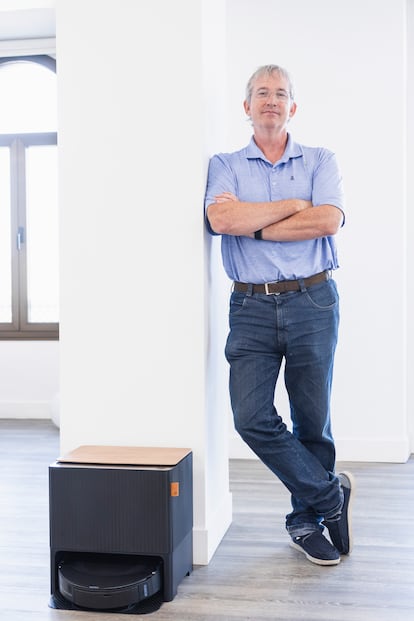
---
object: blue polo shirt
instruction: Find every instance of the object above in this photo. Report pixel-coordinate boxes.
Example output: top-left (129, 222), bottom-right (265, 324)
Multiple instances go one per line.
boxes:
top-left (204, 134), bottom-right (345, 283)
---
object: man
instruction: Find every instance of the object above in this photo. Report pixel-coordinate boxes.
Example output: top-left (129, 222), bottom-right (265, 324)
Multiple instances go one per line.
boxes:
top-left (205, 64), bottom-right (354, 566)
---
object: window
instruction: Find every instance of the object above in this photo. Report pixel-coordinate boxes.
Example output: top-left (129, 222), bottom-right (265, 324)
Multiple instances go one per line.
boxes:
top-left (0, 55), bottom-right (58, 339)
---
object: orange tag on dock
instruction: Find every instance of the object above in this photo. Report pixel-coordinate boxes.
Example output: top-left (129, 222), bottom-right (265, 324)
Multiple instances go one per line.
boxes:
top-left (170, 482), bottom-right (180, 497)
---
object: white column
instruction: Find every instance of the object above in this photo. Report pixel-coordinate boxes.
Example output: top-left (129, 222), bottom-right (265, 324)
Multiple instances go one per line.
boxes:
top-left (407, 0), bottom-right (414, 453)
top-left (56, 0), bottom-right (231, 564)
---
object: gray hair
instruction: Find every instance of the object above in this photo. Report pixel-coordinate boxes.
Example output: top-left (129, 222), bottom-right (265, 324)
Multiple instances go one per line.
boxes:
top-left (245, 64), bottom-right (295, 103)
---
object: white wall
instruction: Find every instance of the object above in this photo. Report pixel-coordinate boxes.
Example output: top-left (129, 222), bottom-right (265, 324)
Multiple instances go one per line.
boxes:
top-left (224, 0), bottom-right (411, 462)
top-left (0, 341), bottom-right (59, 418)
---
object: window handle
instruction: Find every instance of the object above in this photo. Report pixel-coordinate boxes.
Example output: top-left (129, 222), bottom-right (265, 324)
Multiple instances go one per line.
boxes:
top-left (17, 226), bottom-right (25, 251)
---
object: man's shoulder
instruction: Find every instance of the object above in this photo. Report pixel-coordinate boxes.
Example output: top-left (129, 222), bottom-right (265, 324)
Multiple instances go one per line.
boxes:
top-left (208, 145), bottom-right (251, 175)
top-left (289, 138), bottom-right (335, 161)
top-left (211, 144), bottom-right (250, 161)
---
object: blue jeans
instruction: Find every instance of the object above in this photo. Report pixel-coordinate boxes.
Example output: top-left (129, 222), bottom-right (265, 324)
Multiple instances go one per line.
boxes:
top-left (225, 278), bottom-right (343, 537)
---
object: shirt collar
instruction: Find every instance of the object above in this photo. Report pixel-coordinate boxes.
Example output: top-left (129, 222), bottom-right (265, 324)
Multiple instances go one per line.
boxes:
top-left (246, 133), bottom-right (303, 164)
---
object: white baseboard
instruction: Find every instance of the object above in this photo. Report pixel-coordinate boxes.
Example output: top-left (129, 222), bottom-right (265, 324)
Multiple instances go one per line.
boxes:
top-left (335, 437), bottom-right (411, 463)
top-left (192, 490), bottom-right (233, 565)
top-left (0, 401), bottom-right (51, 419)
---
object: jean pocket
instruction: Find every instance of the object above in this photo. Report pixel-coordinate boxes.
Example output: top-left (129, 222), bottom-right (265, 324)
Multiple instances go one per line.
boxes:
top-left (229, 291), bottom-right (248, 316)
top-left (305, 280), bottom-right (339, 310)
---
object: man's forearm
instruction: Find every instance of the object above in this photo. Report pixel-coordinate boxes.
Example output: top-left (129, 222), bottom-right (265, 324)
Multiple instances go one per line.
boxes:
top-left (207, 197), bottom-right (311, 236)
top-left (258, 204), bottom-right (344, 242)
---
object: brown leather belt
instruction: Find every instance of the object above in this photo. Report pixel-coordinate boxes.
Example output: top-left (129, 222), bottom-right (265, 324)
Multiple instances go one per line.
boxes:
top-left (233, 270), bottom-right (330, 295)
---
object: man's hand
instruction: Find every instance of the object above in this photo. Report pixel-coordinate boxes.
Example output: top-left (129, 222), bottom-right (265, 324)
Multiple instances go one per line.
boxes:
top-left (214, 191), bottom-right (239, 203)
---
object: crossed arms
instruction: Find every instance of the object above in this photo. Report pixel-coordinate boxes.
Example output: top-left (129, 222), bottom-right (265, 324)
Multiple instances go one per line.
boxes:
top-left (206, 192), bottom-right (344, 242)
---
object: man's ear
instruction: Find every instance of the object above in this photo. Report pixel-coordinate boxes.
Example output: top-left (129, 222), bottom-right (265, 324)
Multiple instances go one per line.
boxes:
top-left (243, 100), bottom-right (250, 117)
top-left (289, 101), bottom-right (297, 120)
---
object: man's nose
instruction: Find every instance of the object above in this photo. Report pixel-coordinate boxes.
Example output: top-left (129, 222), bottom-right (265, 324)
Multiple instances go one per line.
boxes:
top-left (266, 92), bottom-right (278, 105)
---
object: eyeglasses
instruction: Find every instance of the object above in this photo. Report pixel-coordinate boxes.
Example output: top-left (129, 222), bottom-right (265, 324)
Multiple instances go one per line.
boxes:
top-left (254, 88), bottom-right (290, 102)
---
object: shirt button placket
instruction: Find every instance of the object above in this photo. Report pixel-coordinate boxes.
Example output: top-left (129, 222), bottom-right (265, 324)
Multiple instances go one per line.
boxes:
top-left (270, 167), bottom-right (278, 200)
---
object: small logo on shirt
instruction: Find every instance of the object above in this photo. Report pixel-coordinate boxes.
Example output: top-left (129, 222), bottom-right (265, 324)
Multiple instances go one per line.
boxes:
top-left (290, 175), bottom-right (295, 181)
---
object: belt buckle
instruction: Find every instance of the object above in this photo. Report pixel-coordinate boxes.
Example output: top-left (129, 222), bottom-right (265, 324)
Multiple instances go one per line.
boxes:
top-left (264, 280), bottom-right (279, 295)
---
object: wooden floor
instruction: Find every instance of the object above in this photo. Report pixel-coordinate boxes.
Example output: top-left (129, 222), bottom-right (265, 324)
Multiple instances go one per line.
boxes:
top-left (1, 420), bottom-right (413, 621)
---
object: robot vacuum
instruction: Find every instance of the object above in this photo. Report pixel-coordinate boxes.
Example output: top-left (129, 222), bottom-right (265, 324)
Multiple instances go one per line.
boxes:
top-left (58, 554), bottom-right (162, 610)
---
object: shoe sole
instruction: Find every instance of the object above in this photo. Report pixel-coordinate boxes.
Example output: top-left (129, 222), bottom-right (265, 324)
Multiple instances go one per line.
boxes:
top-left (289, 541), bottom-right (341, 566)
top-left (338, 470), bottom-right (356, 555)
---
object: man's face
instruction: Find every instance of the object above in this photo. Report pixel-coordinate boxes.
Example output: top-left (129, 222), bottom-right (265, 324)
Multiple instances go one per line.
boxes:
top-left (244, 71), bottom-right (296, 132)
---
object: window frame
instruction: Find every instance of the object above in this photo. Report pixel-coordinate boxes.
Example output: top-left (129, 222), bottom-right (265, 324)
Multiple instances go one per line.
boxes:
top-left (0, 54), bottom-right (58, 340)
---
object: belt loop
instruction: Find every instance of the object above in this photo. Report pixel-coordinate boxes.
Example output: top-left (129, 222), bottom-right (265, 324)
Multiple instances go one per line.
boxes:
top-left (298, 278), bottom-right (306, 292)
top-left (246, 283), bottom-right (253, 296)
